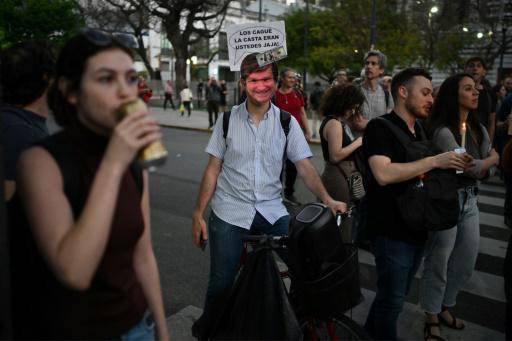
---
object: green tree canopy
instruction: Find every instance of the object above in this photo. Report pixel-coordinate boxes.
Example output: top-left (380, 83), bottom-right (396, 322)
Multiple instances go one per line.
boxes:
top-left (0, 0), bottom-right (84, 48)
top-left (284, 0), bottom-right (422, 80)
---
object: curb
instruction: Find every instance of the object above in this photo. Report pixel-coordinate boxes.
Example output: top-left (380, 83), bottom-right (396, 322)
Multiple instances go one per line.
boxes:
top-left (157, 122), bottom-right (322, 145)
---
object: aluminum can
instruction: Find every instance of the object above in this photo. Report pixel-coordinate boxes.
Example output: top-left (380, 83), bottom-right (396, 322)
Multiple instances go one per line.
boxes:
top-left (116, 99), bottom-right (168, 170)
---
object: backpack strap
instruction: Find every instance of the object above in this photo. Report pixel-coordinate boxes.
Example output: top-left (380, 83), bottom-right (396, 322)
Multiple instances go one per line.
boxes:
top-left (380, 84), bottom-right (390, 108)
top-left (279, 109), bottom-right (291, 162)
top-left (222, 110), bottom-right (231, 140)
top-left (279, 109), bottom-right (291, 138)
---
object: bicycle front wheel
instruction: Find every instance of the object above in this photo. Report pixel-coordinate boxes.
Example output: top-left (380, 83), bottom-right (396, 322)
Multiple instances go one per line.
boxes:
top-left (302, 315), bottom-right (372, 341)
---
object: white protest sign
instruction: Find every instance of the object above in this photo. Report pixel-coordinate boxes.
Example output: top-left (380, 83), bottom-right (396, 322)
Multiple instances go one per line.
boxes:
top-left (225, 21), bottom-right (287, 71)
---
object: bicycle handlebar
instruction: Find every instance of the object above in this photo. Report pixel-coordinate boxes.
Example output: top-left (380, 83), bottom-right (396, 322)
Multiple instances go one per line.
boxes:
top-left (336, 206), bottom-right (354, 227)
top-left (242, 234), bottom-right (288, 243)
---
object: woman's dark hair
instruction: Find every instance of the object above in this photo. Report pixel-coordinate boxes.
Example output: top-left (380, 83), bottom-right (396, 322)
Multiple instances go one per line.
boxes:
top-left (319, 84), bottom-right (365, 119)
top-left (493, 83), bottom-right (505, 96)
top-left (1, 41), bottom-right (55, 106)
top-left (48, 32), bottom-right (134, 127)
top-left (427, 73), bottom-right (482, 146)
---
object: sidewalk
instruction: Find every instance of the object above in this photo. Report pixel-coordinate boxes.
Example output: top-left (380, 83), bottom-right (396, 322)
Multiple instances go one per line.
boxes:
top-left (149, 101), bottom-right (322, 144)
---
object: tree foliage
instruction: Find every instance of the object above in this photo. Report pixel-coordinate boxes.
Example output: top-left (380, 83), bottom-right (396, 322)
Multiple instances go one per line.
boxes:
top-left (407, 0), bottom-right (475, 72)
top-left (148, 0), bottom-right (232, 91)
top-left (284, 0), bottom-right (421, 79)
top-left (285, 0), bottom-right (485, 78)
top-left (0, 0), bottom-right (83, 48)
top-left (77, 0), bottom-right (158, 77)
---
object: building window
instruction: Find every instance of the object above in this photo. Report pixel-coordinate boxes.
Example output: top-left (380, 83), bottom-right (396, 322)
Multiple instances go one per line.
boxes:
top-left (219, 32), bottom-right (228, 60)
top-left (218, 66), bottom-right (235, 82)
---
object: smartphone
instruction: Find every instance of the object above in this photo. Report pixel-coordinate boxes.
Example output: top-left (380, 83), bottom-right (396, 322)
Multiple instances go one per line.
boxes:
top-left (200, 234), bottom-right (208, 251)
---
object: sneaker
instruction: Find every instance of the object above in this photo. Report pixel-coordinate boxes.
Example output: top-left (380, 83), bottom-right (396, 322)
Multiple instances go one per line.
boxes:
top-left (284, 194), bottom-right (301, 206)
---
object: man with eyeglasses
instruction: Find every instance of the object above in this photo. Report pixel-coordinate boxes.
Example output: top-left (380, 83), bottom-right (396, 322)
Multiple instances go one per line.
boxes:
top-left (191, 53), bottom-right (347, 318)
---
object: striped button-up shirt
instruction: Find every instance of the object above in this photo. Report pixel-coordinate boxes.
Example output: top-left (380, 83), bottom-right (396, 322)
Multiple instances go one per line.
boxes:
top-left (206, 102), bottom-right (313, 229)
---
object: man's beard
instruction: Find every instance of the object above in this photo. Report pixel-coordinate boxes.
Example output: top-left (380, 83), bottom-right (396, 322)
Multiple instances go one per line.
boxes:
top-left (405, 98), bottom-right (428, 119)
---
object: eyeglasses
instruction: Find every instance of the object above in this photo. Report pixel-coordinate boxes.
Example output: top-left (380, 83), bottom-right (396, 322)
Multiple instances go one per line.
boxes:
top-left (81, 28), bottom-right (138, 49)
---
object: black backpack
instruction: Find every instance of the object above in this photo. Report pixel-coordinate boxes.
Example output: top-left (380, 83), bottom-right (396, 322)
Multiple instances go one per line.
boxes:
top-left (377, 117), bottom-right (460, 232)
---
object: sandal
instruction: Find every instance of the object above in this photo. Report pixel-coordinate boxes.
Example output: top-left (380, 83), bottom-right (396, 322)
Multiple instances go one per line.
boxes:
top-left (438, 308), bottom-right (465, 330)
top-left (424, 322), bottom-right (445, 341)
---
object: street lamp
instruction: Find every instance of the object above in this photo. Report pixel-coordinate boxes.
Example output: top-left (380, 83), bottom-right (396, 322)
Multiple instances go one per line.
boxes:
top-left (462, 27), bottom-right (469, 32)
top-left (477, 32), bottom-right (484, 39)
top-left (430, 6), bottom-right (439, 14)
top-left (370, 0), bottom-right (377, 49)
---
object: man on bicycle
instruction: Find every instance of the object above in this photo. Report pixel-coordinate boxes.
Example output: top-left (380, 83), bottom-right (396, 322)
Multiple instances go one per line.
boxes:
top-left (192, 53), bottom-right (347, 310)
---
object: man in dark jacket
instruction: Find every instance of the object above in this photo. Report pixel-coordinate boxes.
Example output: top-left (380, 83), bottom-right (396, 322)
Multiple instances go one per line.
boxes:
top-left (206, 77), bottom-right (222, 128)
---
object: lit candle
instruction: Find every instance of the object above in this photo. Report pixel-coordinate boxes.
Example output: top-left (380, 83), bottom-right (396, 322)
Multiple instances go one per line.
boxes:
top-left (461, 122), bottom-right (466, 149)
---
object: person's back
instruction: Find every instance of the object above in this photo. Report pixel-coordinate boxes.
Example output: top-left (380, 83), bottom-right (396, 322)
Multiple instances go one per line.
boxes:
top-left (180, 86), bottom-right (193, 102)
top-left (1, 41), bottom-right (55, 203)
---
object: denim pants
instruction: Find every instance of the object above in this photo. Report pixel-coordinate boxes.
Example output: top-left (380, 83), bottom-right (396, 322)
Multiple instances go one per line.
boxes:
top-left (204, 211), bottom-right (290, 310)
top-left (120, 311), bottom-right (155, 341)
top-left (420, 187), bottom-right (480, 314)
top-left (364, 236), bottom-right (424, 341)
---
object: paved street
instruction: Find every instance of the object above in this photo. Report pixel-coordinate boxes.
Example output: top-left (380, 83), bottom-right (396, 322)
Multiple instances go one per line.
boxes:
top-left (150, 114), bottom-right (509, 339)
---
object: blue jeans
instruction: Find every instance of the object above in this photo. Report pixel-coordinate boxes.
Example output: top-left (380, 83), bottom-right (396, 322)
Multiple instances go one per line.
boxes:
top-left (204, 211), bottom-right (290, 310)
top-left (364, 236), bottom-right (424, 341)
top-left (420, 187), bottom-right (479, 313)
top-left (120, 311), bottom-right (155, 341)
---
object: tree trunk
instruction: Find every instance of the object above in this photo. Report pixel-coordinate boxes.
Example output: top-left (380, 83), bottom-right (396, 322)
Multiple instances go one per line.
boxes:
top-left (171, 37), bottom-right (190, 93)
top-left (136, 35), bottom-right (154, 79)
top-left (175, 57), bottom-right (188, 94)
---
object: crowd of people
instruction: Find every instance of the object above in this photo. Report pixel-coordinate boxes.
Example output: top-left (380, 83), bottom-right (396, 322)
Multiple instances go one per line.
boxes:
top-left (1, 29), bottom-right (512, 341)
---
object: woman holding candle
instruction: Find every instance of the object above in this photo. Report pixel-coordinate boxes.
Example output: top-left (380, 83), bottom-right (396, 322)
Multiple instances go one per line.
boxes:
top-left (420, 74), bottom-right (499, 341)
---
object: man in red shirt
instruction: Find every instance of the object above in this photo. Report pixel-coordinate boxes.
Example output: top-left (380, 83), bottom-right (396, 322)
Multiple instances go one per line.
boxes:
top-left (274, 67), bottom-right (311, 205)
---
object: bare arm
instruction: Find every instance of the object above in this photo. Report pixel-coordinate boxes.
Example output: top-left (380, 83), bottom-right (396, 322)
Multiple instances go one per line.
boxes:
top-left (324, 119), bottom-right (362, 163)
top-left (368, 152), bottom-right (467, 186)
top-left (300, 107), bottom-right (311, 140)
top-left (133, 171), bottom-right (169, 341)
top-left (478, 148), bottom-right (499, 178)
top-left (4, 180), bottom-right (15, 202)
top-left (295, 158), bottom-right (346, 214)
top-left (488, 112), bottom-right (496, 144)
top-left (17, 111), bottom-right (160, 290)
top-left (192, 155), bottom-right (222, 246)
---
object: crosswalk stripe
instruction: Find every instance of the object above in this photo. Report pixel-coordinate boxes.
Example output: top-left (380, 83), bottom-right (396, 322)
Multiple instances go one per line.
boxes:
top-left (480, 236), bottom-right (508, 258)
top-left (358, 248), bottom-right (506, 303)
top-left (480, 183), bottom-right (506, 193)
top-left (480, 211), bottom-right (508, 229)
top-left (478, 195), bottom-right (505, 207)
top-left (347, 288), bottom-right (505, 340)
